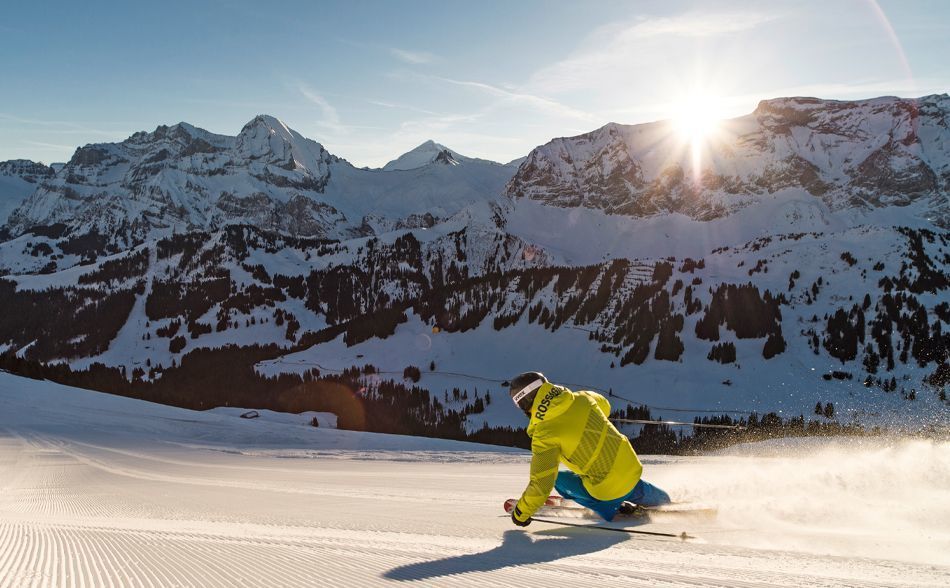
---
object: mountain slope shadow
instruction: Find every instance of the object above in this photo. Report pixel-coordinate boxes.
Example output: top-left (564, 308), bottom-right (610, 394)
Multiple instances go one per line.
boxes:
top-left (383, 527), bottom-right (628, 582)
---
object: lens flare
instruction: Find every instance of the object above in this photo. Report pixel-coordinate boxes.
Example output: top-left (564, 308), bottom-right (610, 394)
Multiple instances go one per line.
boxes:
top-left (672, 98), bottom-right (722, 144)
top-left (670, 93), bottom-right (727, 178)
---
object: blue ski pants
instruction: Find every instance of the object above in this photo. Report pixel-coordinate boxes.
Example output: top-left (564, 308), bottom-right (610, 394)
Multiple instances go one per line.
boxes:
top-left (554, 470), bottom-right (671, 521)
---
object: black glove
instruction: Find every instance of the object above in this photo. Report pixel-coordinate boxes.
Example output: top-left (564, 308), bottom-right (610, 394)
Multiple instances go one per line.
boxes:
top-left (511, 505), bottom-right (532, 527)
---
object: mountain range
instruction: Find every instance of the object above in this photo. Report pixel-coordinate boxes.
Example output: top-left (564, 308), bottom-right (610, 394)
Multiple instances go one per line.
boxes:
top-left (0, 94), bottom-right (947, 441)
top-left (3, 115), bottom-right (518, 242)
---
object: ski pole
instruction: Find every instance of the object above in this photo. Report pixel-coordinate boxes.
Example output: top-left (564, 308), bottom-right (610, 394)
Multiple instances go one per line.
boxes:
top-left (531, 516), bottom-right (694, 540)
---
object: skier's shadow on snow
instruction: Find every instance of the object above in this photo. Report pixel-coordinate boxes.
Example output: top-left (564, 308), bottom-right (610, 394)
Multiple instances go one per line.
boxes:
top-left (383, 527), bottom-right (628, 582)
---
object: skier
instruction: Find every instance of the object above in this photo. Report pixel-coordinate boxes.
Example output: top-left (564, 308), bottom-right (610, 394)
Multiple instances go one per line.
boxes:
top-left (508, 371), bottom-right (671, 527)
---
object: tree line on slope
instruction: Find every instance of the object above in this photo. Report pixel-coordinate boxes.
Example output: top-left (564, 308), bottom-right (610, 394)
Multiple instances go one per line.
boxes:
top-left (0, 349), bottom-right (885, 454)
top-left (0, 348), bottom-right (532, 448)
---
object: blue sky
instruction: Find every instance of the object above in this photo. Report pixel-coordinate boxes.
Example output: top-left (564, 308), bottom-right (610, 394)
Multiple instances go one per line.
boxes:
top-left (2, 0), bottom-right (948, 167)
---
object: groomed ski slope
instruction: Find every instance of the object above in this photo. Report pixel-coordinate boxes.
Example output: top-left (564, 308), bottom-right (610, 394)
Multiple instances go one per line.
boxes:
top-left (0, 372), bottom-right (947, 587)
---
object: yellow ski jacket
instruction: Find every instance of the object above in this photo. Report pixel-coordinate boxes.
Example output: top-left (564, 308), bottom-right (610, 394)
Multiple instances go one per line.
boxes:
top-left (513, 383), bottom-right (643, 522)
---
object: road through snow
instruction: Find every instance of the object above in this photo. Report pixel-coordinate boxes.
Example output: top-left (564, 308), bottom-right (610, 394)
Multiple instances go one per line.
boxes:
top-left (0, 372), bottom-right (947, 587)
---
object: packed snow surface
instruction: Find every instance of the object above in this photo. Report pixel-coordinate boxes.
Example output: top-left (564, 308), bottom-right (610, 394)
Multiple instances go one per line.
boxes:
top-left (0, 372), bottom-right (947, 587)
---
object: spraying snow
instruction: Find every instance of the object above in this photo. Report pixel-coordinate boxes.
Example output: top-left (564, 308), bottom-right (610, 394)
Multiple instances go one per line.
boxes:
top-left (661, 438), bottom-right (950, 565)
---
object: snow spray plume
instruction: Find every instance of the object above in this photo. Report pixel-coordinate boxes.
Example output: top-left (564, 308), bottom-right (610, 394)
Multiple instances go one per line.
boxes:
top-left (656, 437), bottom-right (950, 565)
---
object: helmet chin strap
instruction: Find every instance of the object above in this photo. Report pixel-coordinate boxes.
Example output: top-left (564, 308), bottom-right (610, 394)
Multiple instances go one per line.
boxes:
top-left (512, 378), bottom-right (545, 406)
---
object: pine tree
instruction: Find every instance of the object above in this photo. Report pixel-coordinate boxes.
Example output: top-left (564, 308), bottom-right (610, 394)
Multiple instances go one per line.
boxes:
top-left (823, 402), bottom-right (834, 419)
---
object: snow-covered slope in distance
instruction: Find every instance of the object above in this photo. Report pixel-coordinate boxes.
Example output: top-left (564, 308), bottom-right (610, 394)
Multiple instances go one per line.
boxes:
top-left (0, 371), bottom-right (947, 586)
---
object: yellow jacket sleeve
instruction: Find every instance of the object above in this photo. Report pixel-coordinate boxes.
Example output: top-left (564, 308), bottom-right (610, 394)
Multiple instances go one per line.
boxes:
top-left (512, 434), bottom-right (560, 522)
top-left (591, 391), bottom-right (611, 417)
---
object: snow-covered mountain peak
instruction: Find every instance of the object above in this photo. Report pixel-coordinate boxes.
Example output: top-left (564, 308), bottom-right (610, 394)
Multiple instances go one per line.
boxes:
top-left (237, 114), bottom-right (316, 154)
top-left (150, 121), bottom-right (203, 139)
top-left (239, 114), bottom-right (296, 141)
top-left (382, 140), bottom-right (465, 171)
top-left (120, 121), bottom-right (230, 158)
top-left (236, 114), bottom-right (326, 165)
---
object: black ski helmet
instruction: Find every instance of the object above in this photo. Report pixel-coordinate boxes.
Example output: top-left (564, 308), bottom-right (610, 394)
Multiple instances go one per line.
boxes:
top-left (509, 371), bottom-right (547, 415)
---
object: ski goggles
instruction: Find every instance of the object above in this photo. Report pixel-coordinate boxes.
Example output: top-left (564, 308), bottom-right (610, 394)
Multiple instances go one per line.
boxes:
top-left (511, 378), bottom-right (545, 406)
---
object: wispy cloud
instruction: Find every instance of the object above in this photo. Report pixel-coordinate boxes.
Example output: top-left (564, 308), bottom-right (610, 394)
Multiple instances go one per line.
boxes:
top-left (395, 111), bottom-right (483, 136)
top-left (298, 85), bottom-right (346, 135)
top-left (625, 11), bottom-right (779, 39)
top-left (366, 99), bottom-right (442, 117)
top-left (434, 76), bottom-right (597, 122)
top-left (527, 10), bottom-right (782, 95)
top-left (0, 113), bottom-right (124, 137)
top-left (24, 140), bottom-right (76, 151)
top-left (390, 48), bottom-right (437, 65)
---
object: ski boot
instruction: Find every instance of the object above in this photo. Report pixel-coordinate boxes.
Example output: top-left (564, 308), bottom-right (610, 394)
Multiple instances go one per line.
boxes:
top-left (616, 501), bottom-right (648, 517)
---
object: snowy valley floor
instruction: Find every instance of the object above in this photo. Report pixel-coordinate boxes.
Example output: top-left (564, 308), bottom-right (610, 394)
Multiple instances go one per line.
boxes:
top-left (0, 372), bottom-right (948, 587)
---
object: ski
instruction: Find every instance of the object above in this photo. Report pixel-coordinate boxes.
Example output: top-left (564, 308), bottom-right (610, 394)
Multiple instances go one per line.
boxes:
top-left (503, 497), bottom-right (700, 540)
top-left (503, 497), bottom-right (717, 520)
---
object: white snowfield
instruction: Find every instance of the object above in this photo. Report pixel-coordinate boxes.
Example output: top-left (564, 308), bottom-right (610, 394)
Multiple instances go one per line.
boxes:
top-left (0, 372), bottom-right (947, 587)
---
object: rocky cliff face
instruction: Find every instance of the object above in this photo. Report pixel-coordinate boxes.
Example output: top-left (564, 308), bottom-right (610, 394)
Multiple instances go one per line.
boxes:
top-left (506, 95), bottom-right (950, 225)
top-left (0, 160), bottom-right (55, 183)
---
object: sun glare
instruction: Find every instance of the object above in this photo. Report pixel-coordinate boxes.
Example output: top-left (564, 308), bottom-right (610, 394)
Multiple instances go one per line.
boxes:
top-left (668, 93), bottom-right (728, 178)
top-left (672, 96), bottom-right (724, 145)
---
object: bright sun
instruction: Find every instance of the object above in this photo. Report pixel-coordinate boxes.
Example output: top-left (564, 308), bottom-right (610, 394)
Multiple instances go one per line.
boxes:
top-left (668, 92), bottom-right (729, 177)
top-left (671, 95), bottom-right (724, 145)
